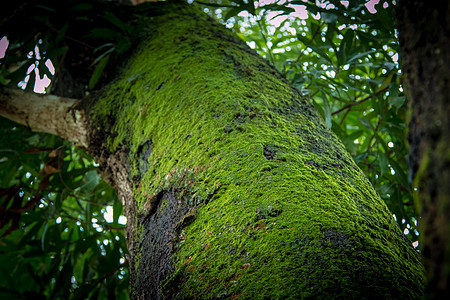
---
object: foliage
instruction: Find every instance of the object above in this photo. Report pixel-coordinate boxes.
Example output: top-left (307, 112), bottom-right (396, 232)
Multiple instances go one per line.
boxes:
top-left (0, 0), bottom-right (418, 298)
top-left (0, 117), bottom-right (129, 299)
top-left (0, 0), bottom-right (141, 92)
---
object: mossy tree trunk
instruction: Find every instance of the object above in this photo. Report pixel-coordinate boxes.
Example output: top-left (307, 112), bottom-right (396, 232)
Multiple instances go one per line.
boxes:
top-left (0, 2), bottom-right (424, 299)
top-left (87, 3), bottom-right (423, 298)
top-left (396, 1), bottom-right (450, 298)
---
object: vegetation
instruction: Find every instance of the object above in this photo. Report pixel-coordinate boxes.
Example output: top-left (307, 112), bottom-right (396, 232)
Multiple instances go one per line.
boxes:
top-left (0, 0), bottom-right (421, 298)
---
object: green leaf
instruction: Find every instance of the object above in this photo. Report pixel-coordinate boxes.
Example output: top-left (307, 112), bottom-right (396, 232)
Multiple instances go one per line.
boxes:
top-left (70, 3), bottom-right (93, 12)
top-left (104, 12), bottom-right (127, 31)
top-left (35, 5), bottom-right (56, 12)
top-left (346, 49), bottom-right (376, 65)
top-left (116, 38), bottom-right (132, 54)
top-left (0, 71), bottom-right (8, 86)
top-left (390, 96), bottom-right (405, 108)
top-left (321, 12), bottom-right (338, 23)
top-left (388, 157), bottom-right (411, 192)
top-left (374, 2), bottom-right (394, 33)
top-left (24, 70), bottom-right (36, 92)
top-left (89, 55), bottom-right (110, 90)
top-left (80, 170), bottom-right (100, 194)
top-left (45, 46), bottom-right (69, 59)
top-left (297, 35), bottom-right (332, 64)
top-left (337, 30), bottom-right (354, 66)
top-left (194, 1), bottom-right (236, 8)
top-left (224, 7), bottom-right (244, 20)
top-left (354, 152), bottom-right (369, 164)
top-left (378, 150), bottom-right (387, 176)
top-left (41, 222), bottom-right (49, 251)
top-left (321, 92), bottom-right (332, 128)
top-left (88, 28), bottom-right (122, 40)
top-left (262, 4), bottom-right (295, 15)
top-left (325, 23), bottom-right (338, 53)
top-left (7, 61), bottom-right (34, 86)
top-left (358, 117), bottom-right (373, 130)
top-left (113, 197), bottom-right (122, 224)
top-left (55, 24), bottom-right (69, 45)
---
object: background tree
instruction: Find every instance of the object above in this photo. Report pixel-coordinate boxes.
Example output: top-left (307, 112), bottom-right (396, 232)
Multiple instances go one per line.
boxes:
top-left (396, 0), bottom-right (450, 298)
top-left (0, 0), bottom-right (430, 298)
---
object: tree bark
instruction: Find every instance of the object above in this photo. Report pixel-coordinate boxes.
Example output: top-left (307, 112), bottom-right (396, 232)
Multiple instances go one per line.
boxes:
top-left (396, 1), bottom-right (450, 299)
top-left (0, 87), bottom-right (88, 147)
top-left (87, 2), bottom-right (423, 298)
top-left (0, 1), bottom-right (425, 299)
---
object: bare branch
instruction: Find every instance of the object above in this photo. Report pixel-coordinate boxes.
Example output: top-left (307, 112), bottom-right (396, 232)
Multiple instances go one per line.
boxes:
top-left (0, 88), bottom-right (89, 148)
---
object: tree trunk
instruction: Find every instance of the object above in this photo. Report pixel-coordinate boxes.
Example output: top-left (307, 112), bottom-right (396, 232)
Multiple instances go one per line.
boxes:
top-left (1, 2), bottom-right (424, 299)
top-left (396, 1), bottom-right (450, 299)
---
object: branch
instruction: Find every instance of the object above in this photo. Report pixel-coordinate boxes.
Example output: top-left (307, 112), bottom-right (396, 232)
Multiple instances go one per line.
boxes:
top-left (0, 87), bottom-right (89, 148)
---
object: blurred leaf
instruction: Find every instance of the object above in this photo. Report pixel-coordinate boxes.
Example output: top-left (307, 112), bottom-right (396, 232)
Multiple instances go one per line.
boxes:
top-left (88, 28), bottom-right (122, 40)
top-left (263, 4), bottom-right (296, 15)
top-left (321, 12), bottom-right (338, 23)
top-left (345, 49), bottom-right (377, 64)
top-left (374, 2), bottom-right (394, 33)
top-left (358, 117), bottom-right (373, 130)
top-left (297, 35), bottom-right (332, 64)
top-left (322, 92), bottom-right (332, 128)
top-left (378, 150), bottom-right (387, 176)
top-left (70, 3), bottom-right (94, 12)
top-left (337, 30), bottom-right (354, 66)
top-left (89, 55), bottom-right (110, 90)
top-left (103, 12), bottom-right (127, 31)
top-left (116, 38), bottom-right (132, 54)
top-left (224, 7), bottom-right (244, 20)
top-left (45, 46), bottom-right (69, 60)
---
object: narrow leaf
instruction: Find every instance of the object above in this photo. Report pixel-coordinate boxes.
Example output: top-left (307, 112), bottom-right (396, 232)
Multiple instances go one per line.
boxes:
top-left (89, 55), bottom-right (110, 90)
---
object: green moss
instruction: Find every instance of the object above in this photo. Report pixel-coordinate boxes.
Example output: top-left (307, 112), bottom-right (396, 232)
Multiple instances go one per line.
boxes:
top-left (133, 222), bottom-right (145, 271)
top-left (92, 3), bottom-right (424, 298)
top-left (159, 198), bottom-right (168, 213)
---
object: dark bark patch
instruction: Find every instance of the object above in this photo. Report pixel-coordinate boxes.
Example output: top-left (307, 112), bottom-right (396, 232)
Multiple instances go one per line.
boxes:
top-left (133, 191), bottom-right (190, 300)
top-left (156, 82), bottom-right (164, 90)
top-left (304, 159), bottom-right (321, 170)
top-left (137, 140), bottom-right (152, 177)
top-left (224, 125), bottom-right (233, 133)
top-left (321, 228), bottom-right (356, 249)
top-left (255, 203), bottom-right (283, 221)
top-left (263, 144), bottom-right (278, 160)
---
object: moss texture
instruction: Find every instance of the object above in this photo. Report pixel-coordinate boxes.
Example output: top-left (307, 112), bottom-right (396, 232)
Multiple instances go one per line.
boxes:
top-left (92, 2), bottom-right (424, 299)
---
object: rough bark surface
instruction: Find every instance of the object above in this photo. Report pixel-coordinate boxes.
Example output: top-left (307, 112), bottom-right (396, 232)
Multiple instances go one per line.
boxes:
top-left (86, 2), bottom-right (424, 299)
top-left (396, 1), bottom-right (450, 298)
top-left (0, 87), bottom-right (88, 147)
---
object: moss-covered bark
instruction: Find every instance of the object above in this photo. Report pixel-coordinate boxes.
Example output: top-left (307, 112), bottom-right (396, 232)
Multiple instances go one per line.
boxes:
top-left (91, 2), bottom-right (423, 299)
top-left (397, 1), bottom-right (450, 298)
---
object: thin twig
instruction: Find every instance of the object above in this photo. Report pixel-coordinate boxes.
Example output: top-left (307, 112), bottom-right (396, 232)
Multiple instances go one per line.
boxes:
top-left (45, 24), bottom-right (94, 49)
top-left (332, 86), bottom-right (389, 116)
top-left (339, 107), bottom-right (351, 125)
top-left (256, 18), bottom-right (275, 66)
top-left (295, 22), bottom-right (324, 63)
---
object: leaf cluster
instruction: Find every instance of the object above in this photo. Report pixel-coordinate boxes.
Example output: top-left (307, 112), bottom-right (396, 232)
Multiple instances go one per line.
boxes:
top-left (0, 0), bottom-right (145, 94)
top-left (0, 118), bottom-right (129, 299)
